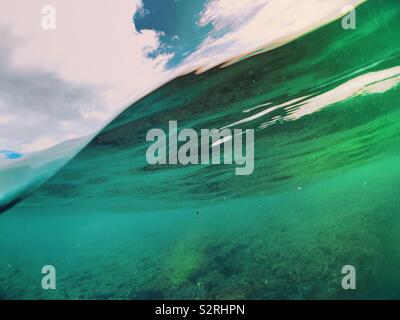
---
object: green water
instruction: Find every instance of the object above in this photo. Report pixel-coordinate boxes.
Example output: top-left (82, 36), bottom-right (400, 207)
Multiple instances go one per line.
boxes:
top-left (1, 0), bottom-right (400, 299)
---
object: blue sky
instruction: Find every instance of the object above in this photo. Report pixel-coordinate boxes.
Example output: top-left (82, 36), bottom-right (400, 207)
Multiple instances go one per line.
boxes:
top-left (134, 0), bottom-right (213, 68)
top-left (0, 150), bottom-right (22, 160)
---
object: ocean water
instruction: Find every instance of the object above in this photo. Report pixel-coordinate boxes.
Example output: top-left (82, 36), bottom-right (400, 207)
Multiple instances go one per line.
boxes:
top-left (1, 0), bottom-right (400, 299)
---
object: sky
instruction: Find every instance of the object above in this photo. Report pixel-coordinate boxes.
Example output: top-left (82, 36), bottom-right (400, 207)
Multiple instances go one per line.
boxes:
top-left (0, 0), bottom-right (365, 157)
top-left (133, 0), bottom-right (213, 68)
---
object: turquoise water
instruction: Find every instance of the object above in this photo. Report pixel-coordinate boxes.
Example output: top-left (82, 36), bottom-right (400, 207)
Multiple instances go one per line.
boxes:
top-left (1, 0), bottom-right (400, 299)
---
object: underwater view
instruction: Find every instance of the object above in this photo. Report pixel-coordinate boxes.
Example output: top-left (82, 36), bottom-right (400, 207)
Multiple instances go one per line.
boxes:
top-left (1, 0), bottom-right (400, 300)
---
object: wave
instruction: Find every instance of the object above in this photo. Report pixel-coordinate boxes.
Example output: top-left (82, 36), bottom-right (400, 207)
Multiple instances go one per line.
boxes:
top-left (1, 0), bottom-right (400, 214)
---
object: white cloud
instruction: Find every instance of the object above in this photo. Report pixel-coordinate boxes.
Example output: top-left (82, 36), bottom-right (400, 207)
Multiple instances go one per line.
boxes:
top-left (0, 114), bottom-right (14, 125)
top-left (1, 0), bottom-right (170, 100)
top-left (198, 0), bottom-right (267, 30)
top-left (0, 0), bottom-right (173, 153)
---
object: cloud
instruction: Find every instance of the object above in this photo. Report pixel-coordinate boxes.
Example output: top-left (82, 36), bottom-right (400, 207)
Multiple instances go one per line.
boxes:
top-left (0, 114), bottom-right (14, 125)
top-left (0, 0), bottom-right (172, 153)
top-left (0, 0), bottom-right (172, 104)
top-left (0, 30), bottom-right (102, 152)
top-left (198, 0), bottom-right (267, 31)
